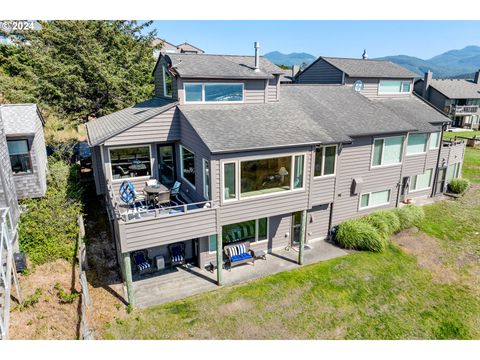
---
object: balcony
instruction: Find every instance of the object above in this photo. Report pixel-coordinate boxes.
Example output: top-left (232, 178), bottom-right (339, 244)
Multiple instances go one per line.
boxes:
top-left (446, 105), bottom-right (479, 115)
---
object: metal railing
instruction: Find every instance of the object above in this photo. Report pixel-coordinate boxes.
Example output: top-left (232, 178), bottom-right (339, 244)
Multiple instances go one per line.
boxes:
top-left (447, 105), bottom-right (479, 114)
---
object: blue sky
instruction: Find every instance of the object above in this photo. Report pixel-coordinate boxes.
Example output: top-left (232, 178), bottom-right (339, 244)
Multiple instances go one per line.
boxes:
top-left (149, 20), bottom-right (480, 59)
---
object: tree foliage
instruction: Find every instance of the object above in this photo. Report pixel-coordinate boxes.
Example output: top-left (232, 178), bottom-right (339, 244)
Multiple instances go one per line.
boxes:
top-left (0, 21), bottom-right (157, 122)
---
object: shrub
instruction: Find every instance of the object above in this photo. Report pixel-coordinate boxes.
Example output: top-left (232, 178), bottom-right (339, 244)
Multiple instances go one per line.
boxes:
top-left (364, 210), bottom-right (401, 237)
top-left (396, 205), bottom-right (425, 230)
top-left (18, 159), bottom-right (83, 265)
top-left (54, 282), bottom-right (80, 304)
top-left (15, 288), bottom-right (43, 311)
top-left (336, 219), bottom-right (387, 252)
top-left (448, 178), bottom-right (470, 195)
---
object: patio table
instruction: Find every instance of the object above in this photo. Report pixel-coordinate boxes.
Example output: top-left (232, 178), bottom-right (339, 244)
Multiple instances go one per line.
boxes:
top-left (144, 183), bottom-right (170, 206)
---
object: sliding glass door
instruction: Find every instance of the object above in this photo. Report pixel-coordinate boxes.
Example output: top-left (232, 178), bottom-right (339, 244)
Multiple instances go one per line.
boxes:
top-left (158, 144), bottom-right (175, 187)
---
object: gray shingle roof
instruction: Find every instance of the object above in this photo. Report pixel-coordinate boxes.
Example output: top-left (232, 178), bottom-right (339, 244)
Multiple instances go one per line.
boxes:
top-left (424, 79), bottom-right (480, 99)
top-left (179, 85), bottom-right (443, 153)
top-left (0, 104), bottom-right (44, 135)
top-left (85, 98), bottom-right (178, 146)
top-left (165, 53), bottom-right (284, 79)
top-left (321, 57), bottom-right (418, 79)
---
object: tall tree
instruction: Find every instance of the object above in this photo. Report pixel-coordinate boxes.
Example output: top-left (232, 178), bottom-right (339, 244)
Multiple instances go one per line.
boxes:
top-left (0, 20), bottom-right (158, 121)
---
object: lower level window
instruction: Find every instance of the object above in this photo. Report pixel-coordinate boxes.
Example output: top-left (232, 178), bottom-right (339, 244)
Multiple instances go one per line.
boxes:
top-left (222, 218), bottom-right (268, 244)
top-left (208, 235), bottom-right (217, 253)
top-left (7, 139), bottom-right (32, 174)
top-left (110, 146), bottom-right (151, 180)
top-left (410, 169), bottom-right (433, 191)
top-left (360, 189), bottom-right (391, 209)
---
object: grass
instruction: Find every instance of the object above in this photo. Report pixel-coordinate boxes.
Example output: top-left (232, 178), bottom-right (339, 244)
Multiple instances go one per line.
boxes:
top-left (102, 142), bottom-right (480, 340)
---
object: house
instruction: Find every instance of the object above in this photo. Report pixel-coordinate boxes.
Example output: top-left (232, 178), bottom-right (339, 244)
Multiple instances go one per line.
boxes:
top-left (414, 70), bottom-right (480, 130)
top-left (0, 104), bottom-right (48, 201)
top-left (280, 65), bottom-right (300, 84)
top-left (86, 43), bottom-right (465, 307)
top-left (152, 38), bottom-right (204, 55)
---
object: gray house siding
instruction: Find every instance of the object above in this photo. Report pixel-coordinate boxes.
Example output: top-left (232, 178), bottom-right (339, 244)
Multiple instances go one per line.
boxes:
top-left (344, 77), bottom-right (413, 99)
top-left (296, 58), bottom-right (343, 84)
top-left (104, 107), bottom-right (180, 146)
top-left (91, 145), bottom-right (106, 195)
top-left (331, 135), bottom-right (403, 225)
top-left (267, 77), bottom-right (279, 102)
top-left (306, 203), bottom-right (331, 242)
top-left (310, 175), bottom-right (336, 206)
top-left (0, 122), bottom-right (20, 226)
top-left (414, 80), bottom-right (449, 112)
top-left (154, 56), bottom-right (178, 99)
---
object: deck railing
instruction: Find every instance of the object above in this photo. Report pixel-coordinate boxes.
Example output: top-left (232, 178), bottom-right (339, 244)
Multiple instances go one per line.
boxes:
top-left (447, 105), bottom-right (479, 115)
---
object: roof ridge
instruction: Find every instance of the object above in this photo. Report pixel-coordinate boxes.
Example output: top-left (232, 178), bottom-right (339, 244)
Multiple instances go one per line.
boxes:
top-left (322, 56), bottom-right (391, 62)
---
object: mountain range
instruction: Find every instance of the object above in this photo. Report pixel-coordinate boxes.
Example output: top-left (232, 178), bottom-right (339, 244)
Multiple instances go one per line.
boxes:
top-left (265, 46), bottom-right (480, 78)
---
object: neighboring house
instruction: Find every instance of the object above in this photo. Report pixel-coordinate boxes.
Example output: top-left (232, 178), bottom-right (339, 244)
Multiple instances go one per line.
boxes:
top-left (152, 38), bottom-right (204, 56)
top-left (280, 65), bottom-right (300, 84)
top-left (0, 104), bottom-right (48, 200)
top-left (86, 44), bottom-right (464, 306)
top-left (414, 70), bottom-right (480, 130)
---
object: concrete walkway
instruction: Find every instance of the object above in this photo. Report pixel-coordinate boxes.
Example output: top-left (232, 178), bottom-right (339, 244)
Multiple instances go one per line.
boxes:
top-left (132, 239), bottom-right (347, 308)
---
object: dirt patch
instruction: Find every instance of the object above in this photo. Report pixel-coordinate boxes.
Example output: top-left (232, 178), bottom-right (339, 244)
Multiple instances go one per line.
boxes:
top-left (217, 298), bottom-right (252, 316)
top-left (393, 228), bottom-right (458, 284)
top-left (8, 259), bottom-right (81, 340)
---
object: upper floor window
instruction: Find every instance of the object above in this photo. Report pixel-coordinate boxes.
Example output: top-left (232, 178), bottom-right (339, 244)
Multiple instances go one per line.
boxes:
top-left (110, 146), bottom-right (151, 180)
top-left (378, 80), bottom-right (411, 94)
top-left (163, 66), bottom-right (172, 97)
top-left (7, 139), bottom-right (32, 174)
top-left (372, 136), bottom-right (404, 167)
top-left (429, 132), bottom-right (441, 149)
top-left (180, 145), bottom-right (196, 188)
top-left (314, 145), bottom-right (336, 177)
top-left (407, 133), bottom-right (428, 155)
top-left (184, 83), bottom-right (244, 103)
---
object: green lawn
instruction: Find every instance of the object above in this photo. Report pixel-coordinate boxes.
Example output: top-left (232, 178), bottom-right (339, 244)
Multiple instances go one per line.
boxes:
top-left (443, 131), bottom-right (480, 184)
top-left (103, 142), bottom-right (480, 340)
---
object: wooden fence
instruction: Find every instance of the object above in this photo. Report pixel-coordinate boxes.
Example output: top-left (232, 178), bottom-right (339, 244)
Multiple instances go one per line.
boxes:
top-left (78, 215), bottom-right (94, 340)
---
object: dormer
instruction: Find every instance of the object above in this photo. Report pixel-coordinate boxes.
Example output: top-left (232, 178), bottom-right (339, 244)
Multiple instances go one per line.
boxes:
top-left (153, 43), bottom-right (284, 104)
top-left (296, 56), bottom-right (418, 99)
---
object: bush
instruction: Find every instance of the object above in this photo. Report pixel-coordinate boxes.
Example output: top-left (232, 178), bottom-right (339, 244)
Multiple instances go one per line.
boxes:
top-left (18, 159), bottom-right (83, 265)
top-left (396, 205), bottom-right (425, 230)
top-left (364, 210), bottom-right (401, 238)
top-left (336, 219), bottom-right (387, 252)
top-left (448, 178), bottom-right (470, 195)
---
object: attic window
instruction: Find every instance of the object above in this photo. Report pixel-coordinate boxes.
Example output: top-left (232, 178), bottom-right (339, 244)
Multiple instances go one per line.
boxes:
top-left (184, 83), bottom-right (244, 103)
top-left (163, 65), bottom-right (172, 97)
top-left (378, 80), bottom-right (411, 94)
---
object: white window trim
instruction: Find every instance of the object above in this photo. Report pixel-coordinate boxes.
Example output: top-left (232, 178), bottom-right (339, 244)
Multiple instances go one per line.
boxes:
top-left (202, 158), bottom-right (210, 200)
top-left (162, 65), bottom-right (172, 98)
top-left (108, 144), bottom-right (153, 183)
top-left (406, 133), bottom-right (428, 156)
top-left (220, 152), bottom-right (307, 205)
top-left (409, 169), bottom-right (433, 193)
top-left (371, 136), bottom-right (405, 168)
top-left (183, 82), bottom-right (245, 104)
top-left (378, 80), bottom-right (412, 95)
top-left (313, 145), bottom-right (337, 178)
top-left (179, 145), bottom-right (196, 189)
top-left (429, 132), bottom-right (441, 150)
top-left (220, 218), bottom-right (270, 247)
top-left (358, 189), bottom-right (392, 210)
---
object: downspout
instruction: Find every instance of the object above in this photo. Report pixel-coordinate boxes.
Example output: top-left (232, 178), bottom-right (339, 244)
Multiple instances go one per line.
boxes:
top-left (395, 134), bottom-right (410, 207)
top-left (431, 122), bottom-right (448, 197)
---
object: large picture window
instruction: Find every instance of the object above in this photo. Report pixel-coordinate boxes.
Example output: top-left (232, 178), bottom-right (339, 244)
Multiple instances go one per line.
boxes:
top-left (407, 133), bottom-right (428, 155)
top-left (180, 146), bottom-right (196, 187)
top-left (184, 83), bottom-right (244, 103)
top-left (360, 189), bottom-right (391, 209)
top-left (372, 136), bottom-right (404, 167)
top-left (410, 169), bottom-right (433, 191)
top-left (378, 80), bottom-right (411, 93)
top-left (163, 66), bottom-right (172, 97)
top-left (240, 156), bottom-right (291, 198)
top-left (429, 132), bottom-right (441, 149)
top-left (7, 139), bottom-right (32, 174)
top-left (110, 146), bottom-right (151, 180)
top-left (222, 218), bottom-right (268, 244)
top-left (314, 145), bottom-right (336, 176)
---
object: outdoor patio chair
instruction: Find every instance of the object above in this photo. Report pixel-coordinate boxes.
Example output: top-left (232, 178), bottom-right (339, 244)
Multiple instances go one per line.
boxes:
top-left (168, 242), bottom-right (186, 268)
top-left (119, 181), bottom-right (147, 215)
top-left (170, 181), bottom-right (183, 204)
top-left (223, 241), bottom-right (255, 270)
top-left (132, 250), bottom-right (154, 275)
top-left (115, 165), bottom-right (130, 178)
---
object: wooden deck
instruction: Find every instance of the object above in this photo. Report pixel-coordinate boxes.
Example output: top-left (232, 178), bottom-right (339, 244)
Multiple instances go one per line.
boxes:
top-left (131, 239), bottom-right (347, 308)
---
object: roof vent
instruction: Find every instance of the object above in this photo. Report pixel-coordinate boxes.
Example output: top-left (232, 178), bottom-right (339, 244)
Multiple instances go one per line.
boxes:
top-left (362, 49), bottom-right (368, 60)
top-left (254, 42), bottom-right (260, 72)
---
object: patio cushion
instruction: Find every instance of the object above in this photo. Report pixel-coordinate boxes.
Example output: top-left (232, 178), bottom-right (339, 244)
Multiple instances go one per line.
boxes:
top-left (134, 253), bottom-right (146, 264)
top-left (231, 253), bottom-right (252, 262)
top-left (171, 254), bottom-right (184, 263)
top-left (137, 262), bottom-right (151, 271)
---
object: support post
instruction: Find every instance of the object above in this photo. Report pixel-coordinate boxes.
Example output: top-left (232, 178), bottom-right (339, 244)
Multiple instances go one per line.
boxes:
top-left (216, 233), bottom-right (223, 286)
top-left (298, 210), bottom-right (307, 265)
top-left (122, 252), bottom-right (135, 306)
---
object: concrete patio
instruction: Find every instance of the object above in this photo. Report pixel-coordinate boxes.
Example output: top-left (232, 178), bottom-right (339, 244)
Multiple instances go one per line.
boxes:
top-left (131, 239), bottom-right (348, 308)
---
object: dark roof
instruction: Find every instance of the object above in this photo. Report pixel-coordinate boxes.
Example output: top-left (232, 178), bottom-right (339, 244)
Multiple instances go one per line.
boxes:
top-left (319, 57), bottom-right (418, 79)
top-left (164, 53), bottom-right (284, 79)
top-left (179, 85), bottom-right (443, 154)
top-left (176, 42), bottom-right (204, 53)
top-left (85, 98), bottom-right (178, 146)
top-left (419, 78), bottom-right (480, 99)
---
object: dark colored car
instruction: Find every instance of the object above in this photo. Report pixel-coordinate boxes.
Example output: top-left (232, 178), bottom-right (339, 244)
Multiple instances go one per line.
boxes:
top-left (73, 141), bottom-right (92, 168)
